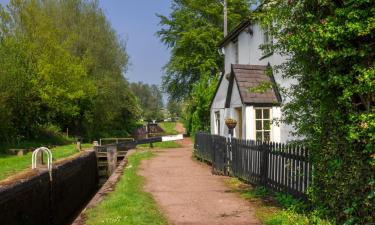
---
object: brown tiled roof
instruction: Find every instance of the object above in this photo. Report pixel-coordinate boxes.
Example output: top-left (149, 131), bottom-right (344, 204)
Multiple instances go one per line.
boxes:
top-left (231, 64), bottom-right (281, 105)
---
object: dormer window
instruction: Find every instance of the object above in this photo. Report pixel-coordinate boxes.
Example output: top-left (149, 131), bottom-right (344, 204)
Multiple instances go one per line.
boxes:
top-left (263, 27), bottom-right (271, 45)
top-left (233, 39), bottom-right (239, 64)
top-left (262, 26), bottom-right (273, 57)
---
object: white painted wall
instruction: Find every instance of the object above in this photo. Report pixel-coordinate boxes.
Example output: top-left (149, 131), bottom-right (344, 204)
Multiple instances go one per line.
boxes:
top-left (224, 42), bottom-right (235, 74)
top-left (238, 31), bottom-right (251, 65)
top-left (211, 75), bottom-right (229, 109)
top-left (211, 74), bottom-right (230, 136)
top-left (230, 80), bottom-right (245, 139)
top-left (230, 78), bottom-right (242, 108)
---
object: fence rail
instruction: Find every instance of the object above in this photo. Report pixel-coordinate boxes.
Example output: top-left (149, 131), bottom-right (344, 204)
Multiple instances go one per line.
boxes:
top-left (194, 132), bottom-right (312, 199)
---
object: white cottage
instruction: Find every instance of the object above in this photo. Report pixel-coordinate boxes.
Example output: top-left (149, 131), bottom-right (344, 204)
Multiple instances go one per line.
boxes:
top-left (210, 20), bottom-right (296, 142)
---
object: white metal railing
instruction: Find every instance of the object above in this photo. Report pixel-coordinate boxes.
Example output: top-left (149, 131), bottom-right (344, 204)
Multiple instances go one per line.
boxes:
top-left (32, 147), bottom-right (53, 180)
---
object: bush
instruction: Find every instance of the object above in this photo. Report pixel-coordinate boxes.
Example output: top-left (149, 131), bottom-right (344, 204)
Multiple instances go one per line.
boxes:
top-left (259, 1), bottom-right (375, 223)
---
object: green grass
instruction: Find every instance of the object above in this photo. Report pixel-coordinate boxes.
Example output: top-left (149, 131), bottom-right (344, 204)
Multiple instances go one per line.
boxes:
top-left (158, 122), bottom-right (178, 135)
top-left (138, 141), bottom-right (182, 149)
top-left (0, 135), bottom-right (74, 154)
top-left (85, 150), bottom-right (167, 225)
top-left (224, 178), bottom-right (332, 225)
top-left (0, 143), bottom-right (92, 181)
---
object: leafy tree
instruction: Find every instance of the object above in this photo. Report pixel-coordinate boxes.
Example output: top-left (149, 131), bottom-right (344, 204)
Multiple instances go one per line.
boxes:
top-left (257, 0), bottom-right (375, 223)
top-left (158, 0), bottom-right (252, 100)
top-left (158, 0), bottom-right (253, 134)
top-left (167, 98), bottom-right (182, 118)
top-left (0, 0), bottom-right (140, 142)
top-left (183, 74), bottom-right (218, 133)
top-left (130, 82), bottom-right (164, 121)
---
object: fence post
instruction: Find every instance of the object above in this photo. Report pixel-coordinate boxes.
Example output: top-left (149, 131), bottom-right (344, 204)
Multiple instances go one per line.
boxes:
top-left (106, 145), bottom-right (117, 177)
top-left (261, 142), bottom-right (269, 187)
top-left (226, 136), bottom-right (232, 176)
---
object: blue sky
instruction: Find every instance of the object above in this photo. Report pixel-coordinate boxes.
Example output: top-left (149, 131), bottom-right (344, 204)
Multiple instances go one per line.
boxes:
top-left (0, 0), bottom-right (172, 86)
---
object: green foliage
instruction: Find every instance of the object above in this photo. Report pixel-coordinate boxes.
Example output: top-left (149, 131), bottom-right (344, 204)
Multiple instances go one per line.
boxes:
top-left (183, 74), bottom-right (218, 134)
top-left (85, 150), bottom-right (167, 225)
top-left (264, 208), bottom-right (331, 225)
top-left (257, 0), bottom-right (375, 224)
top-left (0, 0), bottom-right (140, 143)
top-left (0, 124), bottom-right (74, 154)
top-left (157, 0), bottom-right (252, 99)
top-left (224, 178), bottom-right (332, 225)
top-left (129, 82), bottom-right (164, 121)
top-left (274, 193), bottom-right (305, 211)
top-left (166, 99), bottom-right (182, 118)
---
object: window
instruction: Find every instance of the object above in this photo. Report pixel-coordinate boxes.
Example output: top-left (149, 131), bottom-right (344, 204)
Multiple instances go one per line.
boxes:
top-left (215, 111), bottom-right (220, 135)
top-left (235, 107), bottom-right (242, 138)
top-left (263, 26), bottom-right (273, 55)
top-left (233, 39), bottom-right (239, 64)
top-left (255, 108), bottom-right (271, 141)
top-left (263, 27), bottom-right (271, 45)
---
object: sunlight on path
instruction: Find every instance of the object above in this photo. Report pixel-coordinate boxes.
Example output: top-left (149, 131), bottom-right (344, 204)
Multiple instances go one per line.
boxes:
top-left (139, 139), bottom-right (261, 225)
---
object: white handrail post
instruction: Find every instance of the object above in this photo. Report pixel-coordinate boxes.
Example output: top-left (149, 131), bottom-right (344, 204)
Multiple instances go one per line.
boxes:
top-left (32, 147), bottom-right (53, 180)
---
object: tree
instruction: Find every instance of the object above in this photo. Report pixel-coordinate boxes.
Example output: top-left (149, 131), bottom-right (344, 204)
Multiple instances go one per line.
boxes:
top-left (258, 0), bottom-right (375, 223)
top-left (0, 0), bottom-right (140, 142)
top-left (167, 99), bottom-right (182, 118)
top-left (158, 0), bottom-right (253, 134)
top-left (158, 0), bottom-right (253, 100)
top-left (130, 82), bottom-right (164, 121)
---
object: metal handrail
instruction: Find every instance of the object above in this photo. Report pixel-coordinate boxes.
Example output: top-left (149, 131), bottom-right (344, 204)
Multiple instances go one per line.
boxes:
top-left (32, 147), bottom-right (53, 180)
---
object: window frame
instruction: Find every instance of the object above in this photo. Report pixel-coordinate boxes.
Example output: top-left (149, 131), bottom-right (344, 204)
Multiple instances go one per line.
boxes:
top-left (262, 25), bottom-right (273, 57)
top-left (215, 111), bottom-right (220, 135)
top-left (254, 107), bottom-right (272, 142)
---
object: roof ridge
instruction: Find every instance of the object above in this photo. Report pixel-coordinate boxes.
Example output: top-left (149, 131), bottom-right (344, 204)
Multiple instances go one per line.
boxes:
top-left (217, 20), bottom-right (252, 48)
top-left (232, 64), bottom-right (268, 70)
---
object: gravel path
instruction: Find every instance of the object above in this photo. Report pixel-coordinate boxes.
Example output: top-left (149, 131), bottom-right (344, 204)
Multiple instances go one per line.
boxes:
top-left (138, 139), bottom-right (261, 225)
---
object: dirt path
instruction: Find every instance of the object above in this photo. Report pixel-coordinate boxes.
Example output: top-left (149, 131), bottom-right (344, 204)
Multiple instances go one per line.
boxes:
top-left (139, 139), bottom-right (261, 225)
top-left (175, 122), bottom-right (186, 134)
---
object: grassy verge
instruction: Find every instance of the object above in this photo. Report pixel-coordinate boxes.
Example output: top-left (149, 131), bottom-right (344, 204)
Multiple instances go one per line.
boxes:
top-left (85, 150), bottom-right (167, 225)
top-left (0, 143), bottom-right (92, 181)
top-left (0, 135), bottom-right (74, 154)
top-left (224, 178), bottom-right (332, 225)
top-left (158, 122), bottom-right (178, 135)
top-left (137, 141), bottom-right (182, 149)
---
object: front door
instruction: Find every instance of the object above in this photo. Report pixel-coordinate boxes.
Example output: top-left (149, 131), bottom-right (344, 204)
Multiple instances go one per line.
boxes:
top-left (235, 107), bottom-right (242, 139)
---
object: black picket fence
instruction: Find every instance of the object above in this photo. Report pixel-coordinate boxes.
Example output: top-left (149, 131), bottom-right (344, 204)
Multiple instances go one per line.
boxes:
top-left (194, 132), bottom-right (313, 199)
